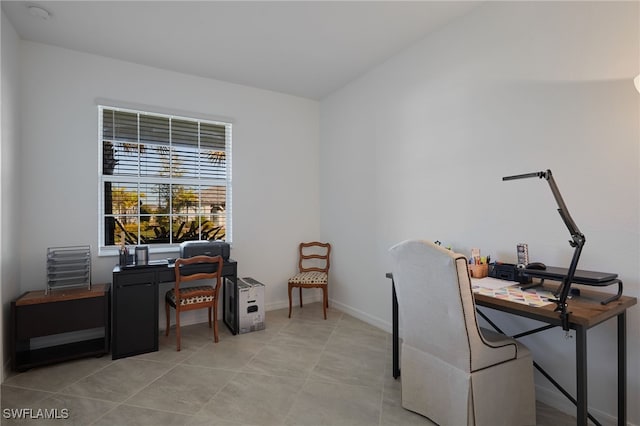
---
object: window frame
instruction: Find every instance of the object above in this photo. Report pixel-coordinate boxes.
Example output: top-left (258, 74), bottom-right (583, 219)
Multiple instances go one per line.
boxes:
top-left (97, 104), bottom-right (232, 255)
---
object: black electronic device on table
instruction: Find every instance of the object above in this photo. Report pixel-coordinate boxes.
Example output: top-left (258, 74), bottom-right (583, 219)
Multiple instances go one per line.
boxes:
top-left (489, 262), bottom-right (531, 284)
top-left (522, 266), bottom-right (617, 285)
top-left (521, 266), bottom-right (622, 305)
top-left (180, 240), bottom-right (230, 260)
top-left (526, 262), bottom-right (546, 270)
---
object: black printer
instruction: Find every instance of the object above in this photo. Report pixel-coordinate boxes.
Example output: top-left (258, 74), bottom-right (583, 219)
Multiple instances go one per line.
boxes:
top-left (489, 262), bottom-right (531, 284)
top-left (180, 240), bottom-right (230, 261)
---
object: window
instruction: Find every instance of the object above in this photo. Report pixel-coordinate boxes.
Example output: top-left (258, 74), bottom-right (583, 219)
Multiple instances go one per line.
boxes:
top-left (99, 105), bottom-right (232, 251)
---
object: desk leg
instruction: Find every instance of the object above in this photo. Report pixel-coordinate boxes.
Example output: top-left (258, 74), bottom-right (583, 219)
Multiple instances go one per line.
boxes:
top-left (392, 280), bottom-right (400, 379)
top-left (618, 311), bottom-right (626, 426)
top-left (576, 325), bottom-right (587, 425)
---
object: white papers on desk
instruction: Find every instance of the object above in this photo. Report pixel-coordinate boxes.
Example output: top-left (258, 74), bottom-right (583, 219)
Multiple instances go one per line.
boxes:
top-left (471, 277), bottom-right (555, 307)
top-left (471, 277), bottom-right (515, 290)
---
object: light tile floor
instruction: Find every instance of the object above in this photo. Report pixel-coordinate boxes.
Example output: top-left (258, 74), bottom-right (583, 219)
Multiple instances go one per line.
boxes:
top-left (2, 303), bottom-right (576, 425)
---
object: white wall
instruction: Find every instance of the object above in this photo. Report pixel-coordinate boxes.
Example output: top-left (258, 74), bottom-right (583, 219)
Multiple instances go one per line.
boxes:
top-left (17, 42), bottom-right (320, 317)
top-left (320, 2), bottom-right (639, 424)
top-left (7, 2), bottom-right (640, 422)
top-left (1, 11), bottom-right (23, 380)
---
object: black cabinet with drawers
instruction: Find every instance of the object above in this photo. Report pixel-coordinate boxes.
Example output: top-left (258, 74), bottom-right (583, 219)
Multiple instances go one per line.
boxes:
top-left (112, 268), bottom-right (159, 359)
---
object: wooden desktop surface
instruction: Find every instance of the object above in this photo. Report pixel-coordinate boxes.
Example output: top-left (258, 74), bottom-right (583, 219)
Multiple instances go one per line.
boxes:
top-left (474, 283), bottom-right (637, 328)
top-left (15, 283), bottom-right (109, 306)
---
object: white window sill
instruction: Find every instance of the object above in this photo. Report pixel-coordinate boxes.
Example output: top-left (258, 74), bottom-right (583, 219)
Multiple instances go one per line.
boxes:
top-left (98, 245), bottom-right (180, 258)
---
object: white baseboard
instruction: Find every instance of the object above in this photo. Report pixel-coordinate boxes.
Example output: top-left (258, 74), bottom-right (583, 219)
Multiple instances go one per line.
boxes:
top-left (265, 291), bottom-right (324, 312)
top-left (328, 299), bottom-right (391, 333)
top-left (266, 296), bottom-right (394, 334)
top-left (265, 296), bottom-right (391, 335)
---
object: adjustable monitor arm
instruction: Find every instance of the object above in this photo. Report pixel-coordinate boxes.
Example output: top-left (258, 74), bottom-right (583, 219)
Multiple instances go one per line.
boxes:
top-left (502, 170), bottom-right (585, 330)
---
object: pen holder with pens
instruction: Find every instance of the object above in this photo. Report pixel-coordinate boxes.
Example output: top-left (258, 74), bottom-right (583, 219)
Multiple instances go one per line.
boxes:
top-left (468, 248), bottom-right (489, 278)
top-left (468, 263), bottom-right (488, 278)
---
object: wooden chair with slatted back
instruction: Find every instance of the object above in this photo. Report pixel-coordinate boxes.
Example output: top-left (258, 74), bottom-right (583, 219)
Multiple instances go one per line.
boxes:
top-left (165, 255), bottom-right (223, 351)
top-left (288, 242), bottom-right (331, 319)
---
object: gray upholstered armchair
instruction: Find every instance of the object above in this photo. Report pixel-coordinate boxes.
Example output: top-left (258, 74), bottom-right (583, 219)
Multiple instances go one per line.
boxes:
top-left (389, 240), bottom-right (536, 426)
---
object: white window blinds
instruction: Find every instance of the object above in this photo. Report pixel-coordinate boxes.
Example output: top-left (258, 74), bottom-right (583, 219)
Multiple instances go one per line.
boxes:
top-left (99, 106), bottom-right (232, 249)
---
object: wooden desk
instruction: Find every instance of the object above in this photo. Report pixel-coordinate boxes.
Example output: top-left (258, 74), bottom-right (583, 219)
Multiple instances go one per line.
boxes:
top-left (385, 273), bottom-right (637, 426)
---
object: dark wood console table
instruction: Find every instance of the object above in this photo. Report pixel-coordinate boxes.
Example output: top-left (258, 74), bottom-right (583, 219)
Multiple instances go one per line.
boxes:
top-left (11, 284), bottom-right (110, 372)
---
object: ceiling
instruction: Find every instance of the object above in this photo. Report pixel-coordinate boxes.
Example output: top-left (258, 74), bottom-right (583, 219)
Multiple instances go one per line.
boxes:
top-left (2, 1), bottom-right (480, 100)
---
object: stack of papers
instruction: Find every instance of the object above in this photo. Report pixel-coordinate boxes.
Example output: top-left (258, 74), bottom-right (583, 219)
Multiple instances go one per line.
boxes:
top-left (471, 277), bottom-right (555, 307)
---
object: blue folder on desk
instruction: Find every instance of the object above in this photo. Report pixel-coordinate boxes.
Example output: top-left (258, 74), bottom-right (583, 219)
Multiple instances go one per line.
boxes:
top-left (522, 266), bottom-right (617, 286)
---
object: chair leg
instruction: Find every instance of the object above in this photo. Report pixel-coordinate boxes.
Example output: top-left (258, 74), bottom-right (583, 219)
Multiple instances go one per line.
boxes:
top-left (325, 286), bottom-right (329, 308)
top-left (208, 307), bottom-right (212, 328)
top-left (288, 283), bottom-right (293, 318)
top-left (175, 308), bottom-right (181, 352)
top-left (322, 286), bottom-right (327, 320)
top-left (165, 301), bottom-right (170, 336)
top-left (299, 286), bottom-right (303, 307)
top-left (213, 303), bottom-right (219, 343)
